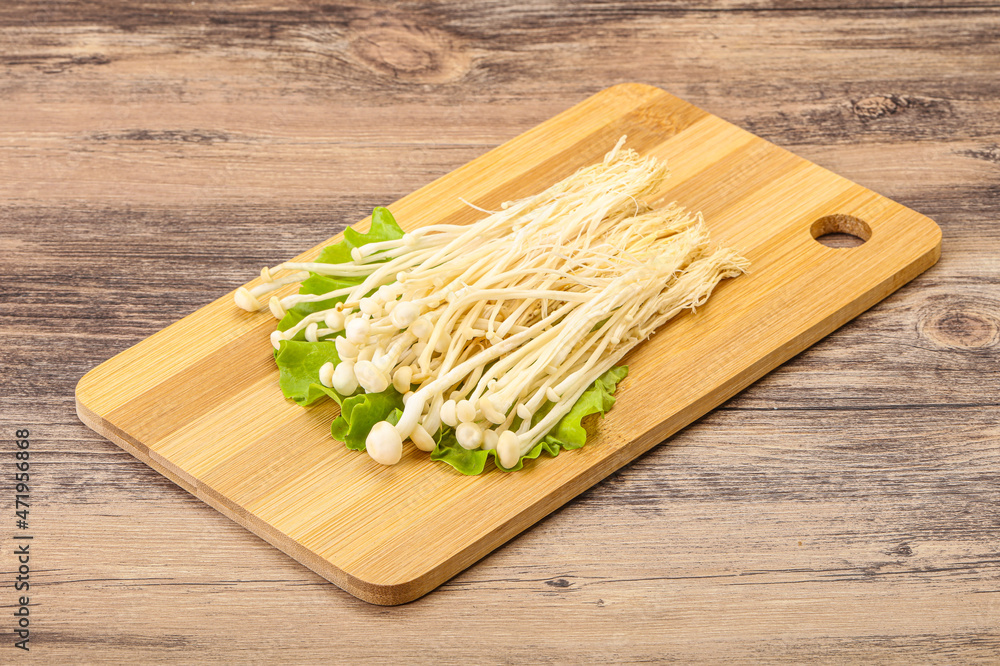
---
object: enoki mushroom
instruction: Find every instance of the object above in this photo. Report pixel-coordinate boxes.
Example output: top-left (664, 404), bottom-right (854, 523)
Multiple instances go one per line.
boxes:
top-left (236, 137), bottom-right (748, 469)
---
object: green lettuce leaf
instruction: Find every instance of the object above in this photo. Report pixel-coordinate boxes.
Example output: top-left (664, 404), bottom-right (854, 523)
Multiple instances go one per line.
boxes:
top-left (430, 365), bottom-right (629, 475)
top-left (344, 206), bottom-right (406, 249)
top-left (275, 339), bottom-right (344, 406)
top-left (543, 365), bottom-right (628, 449)
top-left (330, 390), bottom-right (404, 451)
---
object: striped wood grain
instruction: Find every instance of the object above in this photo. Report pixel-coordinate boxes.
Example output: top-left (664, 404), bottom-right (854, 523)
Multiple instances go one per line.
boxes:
top-left (75, 83), bottom-right (942, 605)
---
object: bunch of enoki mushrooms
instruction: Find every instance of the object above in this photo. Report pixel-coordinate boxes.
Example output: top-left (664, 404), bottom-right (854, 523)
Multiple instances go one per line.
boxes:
top-left (236, 138), bottom-right (747, 469)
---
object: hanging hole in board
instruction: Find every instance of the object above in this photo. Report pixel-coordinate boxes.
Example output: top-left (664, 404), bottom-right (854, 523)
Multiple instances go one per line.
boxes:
top-left (811, 214), bottom-right (871, 248)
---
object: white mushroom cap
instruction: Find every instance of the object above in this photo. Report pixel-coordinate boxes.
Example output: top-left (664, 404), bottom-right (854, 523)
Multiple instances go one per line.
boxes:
top-left (410, 424), bottom-right (436, 452)
top-left (345, 317), bottom-right (370, 344)
top-left (497, 431), bottom-right (521, 469)
top-left (235, 287), bottom-right (262, 312)
top-left (392, 365), bottom-right (413, 393)
top-left (456, 399), bottom-right (477, 423)
top-left (433, 331), bottom-right (451, 353)
top-left (268, 296), bottom-right (286, 320)
top-left (480, 396), bottom-right (506, 425)
top-left (456, 422), bottom-right (483, 450)
top-left (335, 336), bottom-right (358, 360)
top-left (440, 399), bottom-right (458, 427)
top-left (391, 301), bottom-right (420, 329)
top-left (354, 360), bottom-right (388, 393)
top-left (359, 297), bottom-right (381, 317)
top-left (482, 429), bottom-right (499, 451)
top-left (318, 362), bottom-right (335, 388)
top-left (409, 317), bottom-right (433, 340)
top-left (324, 309), bottom-right (346, 332)
top-left (332, 360), bottom-right (358, 395)
top-left (366, 421), bottom-right (403, 465)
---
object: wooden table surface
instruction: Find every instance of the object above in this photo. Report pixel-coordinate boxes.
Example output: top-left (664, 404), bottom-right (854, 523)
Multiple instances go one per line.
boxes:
top-left (2, 1), bottom-right (998, 662)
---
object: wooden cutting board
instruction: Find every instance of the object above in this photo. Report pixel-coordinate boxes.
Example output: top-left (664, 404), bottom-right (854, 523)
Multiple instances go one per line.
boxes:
top-left (75, 83), bottom-right (941, 605)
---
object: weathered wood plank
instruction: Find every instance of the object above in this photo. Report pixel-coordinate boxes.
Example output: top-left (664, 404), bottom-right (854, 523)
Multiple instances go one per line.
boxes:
top-left (1, 0), bottom-right (998, 660)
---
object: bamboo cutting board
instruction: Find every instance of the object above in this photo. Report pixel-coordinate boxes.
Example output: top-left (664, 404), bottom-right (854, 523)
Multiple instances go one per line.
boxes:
top-left (76, 83), bottom-right (941, 605)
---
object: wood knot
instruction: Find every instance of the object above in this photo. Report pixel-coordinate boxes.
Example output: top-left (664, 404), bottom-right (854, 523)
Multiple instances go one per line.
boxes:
top-left (350, 22), bottom-right (468, 84)
top-left (546, 578), bottom-right (572, 588)
top-left (88, 129), bottom-right (230, 145)
top-left (961, 143), bottom-right (1000, 165)
top-left (887, 543), bottom-right (913, 557)
top-left (853, 95), bottom-right (908, 121)
top-left (919, 297), bottom-right (1000, 350)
